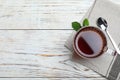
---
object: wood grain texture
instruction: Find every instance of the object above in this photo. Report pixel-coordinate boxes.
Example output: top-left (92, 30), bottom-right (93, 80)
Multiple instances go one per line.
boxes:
top-left (0, 0), bottom-right (119, 29)
top-left (0, 0), bottom-right (95, 29)
top-left (0, 78), bottom-right (106, 80)
top-left (0, 30), bottom-right (103, 78)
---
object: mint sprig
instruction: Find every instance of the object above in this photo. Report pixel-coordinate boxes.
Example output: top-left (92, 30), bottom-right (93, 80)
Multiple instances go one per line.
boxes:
top-left (72, 18), bottom-right (89, 31)
top-left (83, 18), bottom-right (89, 26)
top-left (72, 22), bottom-right (81, 31)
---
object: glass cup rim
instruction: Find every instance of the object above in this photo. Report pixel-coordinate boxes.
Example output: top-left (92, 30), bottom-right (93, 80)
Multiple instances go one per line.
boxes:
top-left (73, 26), bottom-right (108, 58)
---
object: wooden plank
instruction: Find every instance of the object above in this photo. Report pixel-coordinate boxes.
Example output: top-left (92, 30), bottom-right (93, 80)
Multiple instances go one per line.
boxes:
top-left (0, 0), bottom-right (118, 29)
top-left (0, 30), bottom-right (105, 79)
top-left (0, 78), bottom-right (106, 80)
top-left (0, 0), bottom-right (94, 29)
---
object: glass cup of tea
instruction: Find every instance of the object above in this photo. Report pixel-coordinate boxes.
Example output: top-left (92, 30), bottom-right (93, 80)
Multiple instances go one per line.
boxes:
top-left (73, 26), bottom-right (108, 58)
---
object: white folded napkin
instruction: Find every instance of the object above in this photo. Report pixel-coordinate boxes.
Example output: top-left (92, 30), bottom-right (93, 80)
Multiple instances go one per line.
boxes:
top-left (65, 0), bottom-right (120, 80)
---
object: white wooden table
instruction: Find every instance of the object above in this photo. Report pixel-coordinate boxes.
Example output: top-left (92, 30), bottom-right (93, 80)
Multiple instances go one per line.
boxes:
top-left (0, 0), bottom-right (120, 80)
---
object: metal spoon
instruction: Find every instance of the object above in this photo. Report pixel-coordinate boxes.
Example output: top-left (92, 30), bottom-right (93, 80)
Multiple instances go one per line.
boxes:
top-left (97, 17), bottom-right (120, 54)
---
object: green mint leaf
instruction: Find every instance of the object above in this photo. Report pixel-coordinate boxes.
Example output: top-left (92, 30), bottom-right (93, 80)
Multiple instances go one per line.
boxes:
top-left (72, 22), bottom-right (81, 31)
top-left (83, 18), bottom-right (89, 26)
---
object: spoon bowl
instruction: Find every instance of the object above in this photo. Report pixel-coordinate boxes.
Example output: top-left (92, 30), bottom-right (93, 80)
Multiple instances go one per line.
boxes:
top-left (97, 17), bottom-right (107, 31)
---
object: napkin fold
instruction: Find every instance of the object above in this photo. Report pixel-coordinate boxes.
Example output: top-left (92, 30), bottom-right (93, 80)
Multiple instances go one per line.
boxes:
top-left (65, 0), bottom-right (120, 80)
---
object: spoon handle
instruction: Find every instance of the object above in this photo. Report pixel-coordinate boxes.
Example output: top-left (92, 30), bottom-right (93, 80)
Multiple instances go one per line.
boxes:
top-left (106, 30), bottom-right (120, 54)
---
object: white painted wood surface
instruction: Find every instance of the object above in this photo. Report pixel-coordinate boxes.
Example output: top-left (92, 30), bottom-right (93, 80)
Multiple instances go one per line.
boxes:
top-left (0, 78), bottom-right (107, 80)
top-left (0, 0), bottom-right (119, 80)
top-left (0, 0), bottom-right (94, 29)
top-left (0, 30), bottom-right (101, 78)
